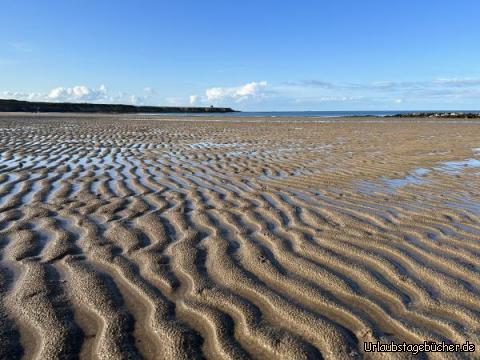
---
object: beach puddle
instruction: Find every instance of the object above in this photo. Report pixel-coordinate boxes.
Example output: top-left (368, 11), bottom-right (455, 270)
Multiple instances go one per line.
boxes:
top-left (225, 150), bottom-right (249, 157)
top-left (453, 222), bottom-right (480, 235)
top-left (357, 180), bottom-right (387, 195)
top-left (358, 168), bottom-right (431, 195)
top-left (382, 168), bottom-right (431, 189)
top-left (444, 197), bottom-right (480, 215)
top-left (0, 176), bottom-right (24, 206)
top-left (435, 158), bottom-right (480, 174)
top-left (357, 150), bottom-right (480, 195)
top-left (187, 142), bottom-right (242, 149)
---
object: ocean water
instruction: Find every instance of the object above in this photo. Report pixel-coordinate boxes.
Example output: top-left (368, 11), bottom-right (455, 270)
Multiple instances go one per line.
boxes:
top-left (143, 110), bottom-right (478, 118)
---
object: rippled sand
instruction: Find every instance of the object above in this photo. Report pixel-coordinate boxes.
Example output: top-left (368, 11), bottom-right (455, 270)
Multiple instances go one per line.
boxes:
top-left (0, 113), bottom-right (479, 359)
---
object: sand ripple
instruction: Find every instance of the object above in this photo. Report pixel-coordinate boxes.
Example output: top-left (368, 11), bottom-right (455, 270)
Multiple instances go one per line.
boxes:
top-left (0, 114), bottom-right (479, 359)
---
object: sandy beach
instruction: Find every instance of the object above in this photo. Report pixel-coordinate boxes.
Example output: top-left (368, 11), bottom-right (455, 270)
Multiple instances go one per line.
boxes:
top-left (0, 113), bottom-right (479, 359)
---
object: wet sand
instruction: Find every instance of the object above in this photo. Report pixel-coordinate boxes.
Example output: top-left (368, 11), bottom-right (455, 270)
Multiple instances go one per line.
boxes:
top-left (0, 113), bottom-right (479, 359)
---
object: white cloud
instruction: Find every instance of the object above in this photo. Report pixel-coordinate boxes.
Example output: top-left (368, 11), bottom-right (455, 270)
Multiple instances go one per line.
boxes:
top-left (4, 76), bottom-right (480, 110)
top-left (1, 90), bottom-right (43, 101)
top-left (189, 95), bottom-right (199, 105)
top-left (190, 81), bottom-right (269, 105)
top-left (47, 85), bottom-right (108, 102)
top-left (1, 85), bottom-right (146, 105)
top-left (206, 81), bottom-right (268, 102)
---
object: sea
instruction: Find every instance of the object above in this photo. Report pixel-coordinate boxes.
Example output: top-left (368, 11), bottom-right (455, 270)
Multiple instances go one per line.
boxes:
top-left (144, 110), bottom-right (477, 118)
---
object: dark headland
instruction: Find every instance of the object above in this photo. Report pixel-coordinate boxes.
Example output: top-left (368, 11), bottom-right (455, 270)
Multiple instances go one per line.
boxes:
top-left (0, 99), bottom-right (236, 114)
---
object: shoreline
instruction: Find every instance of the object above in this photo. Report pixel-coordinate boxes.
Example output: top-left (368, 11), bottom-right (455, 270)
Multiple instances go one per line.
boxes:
top-left (2, 111), bottom-right (480, 121)
top-left (2, 112), bottom-right (480, 124)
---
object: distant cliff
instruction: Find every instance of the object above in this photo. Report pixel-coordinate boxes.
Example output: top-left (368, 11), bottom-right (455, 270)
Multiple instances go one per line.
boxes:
top-left (0, 99), bottom-right (236, 114)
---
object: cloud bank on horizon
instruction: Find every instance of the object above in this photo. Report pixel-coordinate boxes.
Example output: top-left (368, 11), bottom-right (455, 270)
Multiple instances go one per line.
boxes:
top-left (2, 77), bottom-right (480, 110)
top-left (1, 85), bottom-right (152, 106)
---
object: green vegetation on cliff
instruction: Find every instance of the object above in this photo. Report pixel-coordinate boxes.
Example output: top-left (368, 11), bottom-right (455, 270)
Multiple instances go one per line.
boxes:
top-left (0, 99), bottom-right (235, 114)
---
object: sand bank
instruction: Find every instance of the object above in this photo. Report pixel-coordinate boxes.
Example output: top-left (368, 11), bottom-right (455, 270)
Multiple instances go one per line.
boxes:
top-left (0, 114), bottom-right (479, 359)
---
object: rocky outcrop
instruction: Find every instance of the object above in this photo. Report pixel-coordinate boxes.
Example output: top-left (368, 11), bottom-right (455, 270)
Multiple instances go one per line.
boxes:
top-left (389, 112), bottom-right (480, 118)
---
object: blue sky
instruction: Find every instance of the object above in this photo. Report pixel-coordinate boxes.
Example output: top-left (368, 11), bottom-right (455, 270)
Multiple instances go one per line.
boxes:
top-left (1, 0), bottom-right (480, 110)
